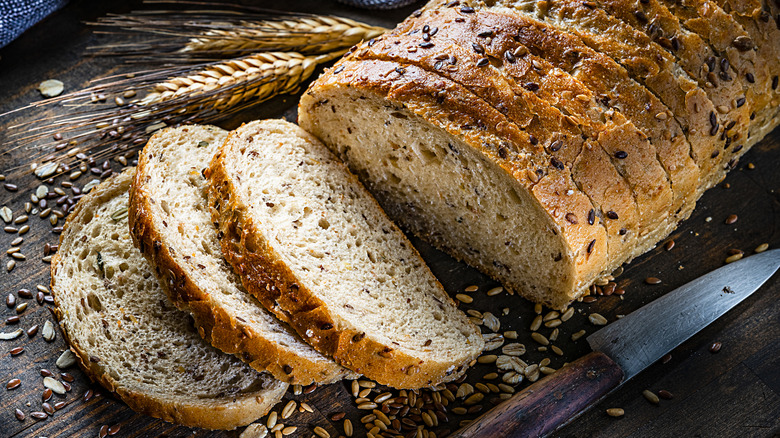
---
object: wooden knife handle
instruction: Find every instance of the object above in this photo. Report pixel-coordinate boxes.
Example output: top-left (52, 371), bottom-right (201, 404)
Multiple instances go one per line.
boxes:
top-left (449, 351), bottom-right (624, 438)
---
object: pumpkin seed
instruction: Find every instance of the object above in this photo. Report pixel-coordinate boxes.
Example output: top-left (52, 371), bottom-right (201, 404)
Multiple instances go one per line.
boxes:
top-left (589, 313), bottom-right (608, 326)
top-left (42, 320), bottom-right (56, 342)
top-left (39, 79), bottom-right (65, 97)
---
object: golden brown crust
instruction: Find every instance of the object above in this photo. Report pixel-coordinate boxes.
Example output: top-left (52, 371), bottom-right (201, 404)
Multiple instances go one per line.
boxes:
top-left (51, 170), bottom-right (285, 430)
top-left (349, 6), bottom-right (650, 268)
top-left (207, 122), bottom-right (481, 387)
top-left (128, 128), bottom-right (353, 386)
top-left (301, 59), bottom-right (609, 308)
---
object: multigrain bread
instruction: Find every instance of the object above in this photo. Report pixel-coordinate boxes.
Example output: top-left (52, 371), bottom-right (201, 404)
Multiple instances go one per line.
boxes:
top-left (129, 125), bottom-right (355, 385)
top-left (299, 0), bottom-right (779, 309)
top-left (51, 169), bottom-right (287, 430)
top-left (207, 119), bottom-right (484, 388)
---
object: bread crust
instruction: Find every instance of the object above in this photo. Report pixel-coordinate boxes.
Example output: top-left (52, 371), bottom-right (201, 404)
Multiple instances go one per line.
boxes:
top-left (51, 169), bottom-right (286, 430)
top-left (301, 59), bottom-right (613, 308)
top-left (207, 120), bottom-right (484, 387)
top-left (129, 125), bottom-right (354, 386)
top-left (350, 7), bottom-right (654, 268)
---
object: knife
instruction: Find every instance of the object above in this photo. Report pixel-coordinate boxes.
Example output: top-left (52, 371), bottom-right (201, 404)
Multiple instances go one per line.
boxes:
top-left (449, 249), bottom-right (780, 438)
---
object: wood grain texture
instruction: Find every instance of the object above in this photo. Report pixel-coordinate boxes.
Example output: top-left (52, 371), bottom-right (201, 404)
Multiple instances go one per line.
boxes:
top-left (450, 352), bottom-right (624, 438)
top-left (0, 0), bottom-right (778, 437)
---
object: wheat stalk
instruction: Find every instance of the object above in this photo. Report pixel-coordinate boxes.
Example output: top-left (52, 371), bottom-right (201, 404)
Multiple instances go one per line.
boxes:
top-left (90, 11), bottom-right (387, 60)
top-left (180, 16), bottom-right (386, 55)
top-left (1, 50), bottom-right (343, 177)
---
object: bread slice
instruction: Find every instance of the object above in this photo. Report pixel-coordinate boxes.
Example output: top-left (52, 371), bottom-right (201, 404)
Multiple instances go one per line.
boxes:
top-left (129, 125), bottom-right (355, 385)
top-left (51, 168), bottom-right (286, 430)
top-left (207, 119), bottom-right (484, 388)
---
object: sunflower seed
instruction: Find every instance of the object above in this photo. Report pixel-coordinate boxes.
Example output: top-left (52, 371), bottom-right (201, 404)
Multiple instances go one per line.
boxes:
top-left (455, 294), bottom-right (473, 304)
top-left (606, 408), bottom-right (625, 417)
top-left (530, 315), bottom-right (543, 331)
top-left (340, 418), bottom-right (353, 437)
top-left (44, 377), bottom-right (66, 395)
top-left (42, 321), bottom-right (56, 342)
top-left (571, 329), bottom-right (587, 341)
top-left (477, 354), bottom-right (497, 364)
top-left (551, 345), bottom-right (564, 356)
top-left (561, 307), bottom-right (575, 322)
top-left (0, 329), bottom-right (23, 340)
top-left (531, 332), bottom-right (549, 345)
top-left (464, 393), bottom-right (484, 405)
top-left (486, 286), bottom-right (503, 296)
top-left (589, 313), bottom-right (608, 326)
top-left (56, 349), bottom-right (77, 368)
top-left (313, 426), bottom-right (330, 438)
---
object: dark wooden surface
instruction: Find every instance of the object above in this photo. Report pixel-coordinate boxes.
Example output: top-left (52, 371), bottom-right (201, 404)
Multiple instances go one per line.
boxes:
top-left (0, 1), bottom-right (779, 437)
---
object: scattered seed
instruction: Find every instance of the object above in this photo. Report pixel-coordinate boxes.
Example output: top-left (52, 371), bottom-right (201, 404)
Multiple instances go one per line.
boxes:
top-left (658, 390), bottom-right (674, 400)
top-left (357, 402), bottom-right (378, 410)
top-left (589, 313), bottom-right (608, 326)
top-left (15, 408), bottom-right (25, 421)
top-left (561, 307), bottom-right (575, 322)
top-left (281, 401), bottom-right (296, 419)
top-left (755, 243), bottom-right (769, 253)
top-left (42, 320), bottom-right (56, 342)
top-left (455, 294), bottom-right (473, 304)
top-left (478, 354), bottom-right (498, 364)
top-left (571, 330), bottom-right (586, 341)
top-left (39, 79), bottom-right (65, 97)
top-left (343, 418), bottom-right (353, 437)
top-left (44, 377), bottom-right (66, 395)
top-left (0, 328), bottom-right (23, 340)
top-left (482, 312), bottom-right (500, 332)
top-left (313, 426), bottom-right (330, 438)
top-left (643, 389), bottom-right (660, 404)
top-left (645, 277), bottom-right (662, 285)
top-left (504, 330), bottom-right (518, 339)
top-left (725, 253), bottom-right (743, 263)
top-left (709, 341), bottom-right (722, 353)
top-left (551, 345), bottom-right (564, 356)
top-left (606, 408), bottom-right (625, 417)
top-left (43, 387), bottom-right (53, 402)
top-left (10, 346), bottom-right (23, 356)
top-left (486, 286), bottom-right (503, 296)
top-left (501, 343), bottom-right (526, 356)
top-left (6, 378), bottom-right (21, 390)
top-left (530, 315), bottom-right (543, 331)
top-left (531, 332), bottom-right (549, 345)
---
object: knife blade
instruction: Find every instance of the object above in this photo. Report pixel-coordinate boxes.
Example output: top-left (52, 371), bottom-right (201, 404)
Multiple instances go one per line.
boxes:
top-left (449, 249), bottom-right (780, 438)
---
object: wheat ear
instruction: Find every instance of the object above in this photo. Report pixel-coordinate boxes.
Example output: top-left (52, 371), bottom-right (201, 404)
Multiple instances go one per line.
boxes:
top-left (139, 50), bottom-right (342, 110)
top-left (181, 16), bottom-right (386, 55)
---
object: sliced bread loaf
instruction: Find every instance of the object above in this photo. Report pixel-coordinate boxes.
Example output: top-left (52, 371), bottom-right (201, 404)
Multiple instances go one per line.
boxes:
top-left (207, 119), bottom-right (484, 388)
top-left (129, 125), bottom-right (355, 385)
top-left (51, 168), bottom-right (287, 430)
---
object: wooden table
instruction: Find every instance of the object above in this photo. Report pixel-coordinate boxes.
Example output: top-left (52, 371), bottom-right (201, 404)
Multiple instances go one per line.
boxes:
top-left (1, 1), bottom-right (778, 437)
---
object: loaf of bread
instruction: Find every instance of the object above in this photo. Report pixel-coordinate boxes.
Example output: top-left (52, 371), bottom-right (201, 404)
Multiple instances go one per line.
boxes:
top-left (299, 0), bottom-right (779, 309)
top-left (207, 119), bottom-right (483, 388)
top-left (51, 168), bottom-right (287, 430)
top-left (129, 125), bottom-right (356, 385)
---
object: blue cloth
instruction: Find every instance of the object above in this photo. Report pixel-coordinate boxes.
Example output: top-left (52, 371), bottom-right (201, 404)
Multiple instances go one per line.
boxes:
top-left (0, 0), bottom-right (68, 48)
